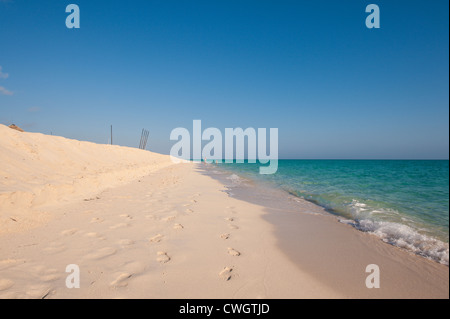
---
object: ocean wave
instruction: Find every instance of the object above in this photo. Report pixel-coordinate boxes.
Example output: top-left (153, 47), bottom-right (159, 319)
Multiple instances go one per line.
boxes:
top-left (340, 199), bottom-right (449, 265)
top-left (226, 174), bottom-right (244, 185)
top-left (213, 161), bottom-right (449, 266)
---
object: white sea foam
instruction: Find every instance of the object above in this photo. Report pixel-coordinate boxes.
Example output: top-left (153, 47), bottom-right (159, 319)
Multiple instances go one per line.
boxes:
top-left (226, 174), bottom-right (244, 185)
top-left (341, 199), bottom-right (449, 265)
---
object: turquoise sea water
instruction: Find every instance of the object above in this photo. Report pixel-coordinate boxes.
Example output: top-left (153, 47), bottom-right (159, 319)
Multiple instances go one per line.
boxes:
top-left (216, 160), bottom-right (449, 265)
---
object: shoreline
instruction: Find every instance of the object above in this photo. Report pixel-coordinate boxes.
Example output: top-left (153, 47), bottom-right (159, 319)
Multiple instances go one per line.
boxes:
top-left (199, 164), bottom-right (450, 298)
top-left (203, 161), bottom-right (449, 266)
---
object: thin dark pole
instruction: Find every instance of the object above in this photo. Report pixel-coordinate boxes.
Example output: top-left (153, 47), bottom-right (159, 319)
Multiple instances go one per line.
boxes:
top-left (143, 130), bottom-right (149, 150)
top-left (143, 130), bottom-right (147, 149)
top-left (139, 129), bottom-right (144, 149)
top-left (146, 130), bottom-right (149, 149)
top-left (142, 130), bottom-right (146, 150)
top-left (110, 125), bottom-right (113, 145)
top-left (143, 129), bottom-right (147, 149)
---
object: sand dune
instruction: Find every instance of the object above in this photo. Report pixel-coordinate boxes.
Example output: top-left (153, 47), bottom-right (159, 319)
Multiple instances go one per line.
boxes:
top-left (0, 124), bottom-right (173, 234)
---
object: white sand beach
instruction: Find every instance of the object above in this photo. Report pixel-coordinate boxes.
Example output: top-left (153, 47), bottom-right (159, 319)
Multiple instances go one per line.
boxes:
top-left (0, 124), bottom-right (448, 299)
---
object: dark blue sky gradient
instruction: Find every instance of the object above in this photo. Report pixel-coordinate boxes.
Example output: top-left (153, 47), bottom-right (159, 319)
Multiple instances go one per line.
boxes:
top-left (0, 0), bottom-right (448, 159)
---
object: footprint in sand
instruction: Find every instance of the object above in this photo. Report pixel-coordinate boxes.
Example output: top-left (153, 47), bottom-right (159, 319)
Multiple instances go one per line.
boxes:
top-left (225, 217), bottom-right (234, 222)
top-left (43, 243), bottom-right (66, 255)
top-left (109, 223), bottom-right (130, 230)
top-left (220, 233), bottom-right (230, 240)
top-left (156, 252), bottom-right (171, 263)
top-left (60, 228), bottom-right (78, 236)
top-left (219, 267), bottom-right (233, 281)
top-left (39, 269), bottom-right (61, 282)
top-left (90, 217), bottom-right (104, 223)
top-left (0, 259), bottom-right (25, 271)
top-left (0, 279), bottom-right (14, 291)
top-left (122, 261), bottom-right (146, 274)
top-left (229, 225), bottom-right (239, 230)
top-left (228, 248), bottom-right (241, 256)
top-left (118, 239), bottom-right (135, 246)
top-left (110, 273), bottom-right (132, 288)
top-left (84, 232), bottom-right (106, 240)
top-left (149, 234), bottom-right (164, 243)
top-left (163, 216), bottom-right (176, 222)
top-left (173, 223), bottom-right (184, 230)
top-left (185, 208), bottom-right (194, 213)
top-left (85, 247), bottom-right (117, 260)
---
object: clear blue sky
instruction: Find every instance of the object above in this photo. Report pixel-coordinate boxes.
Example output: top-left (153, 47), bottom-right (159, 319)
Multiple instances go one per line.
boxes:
top-left (0, 0), bottom-right (448, 159)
